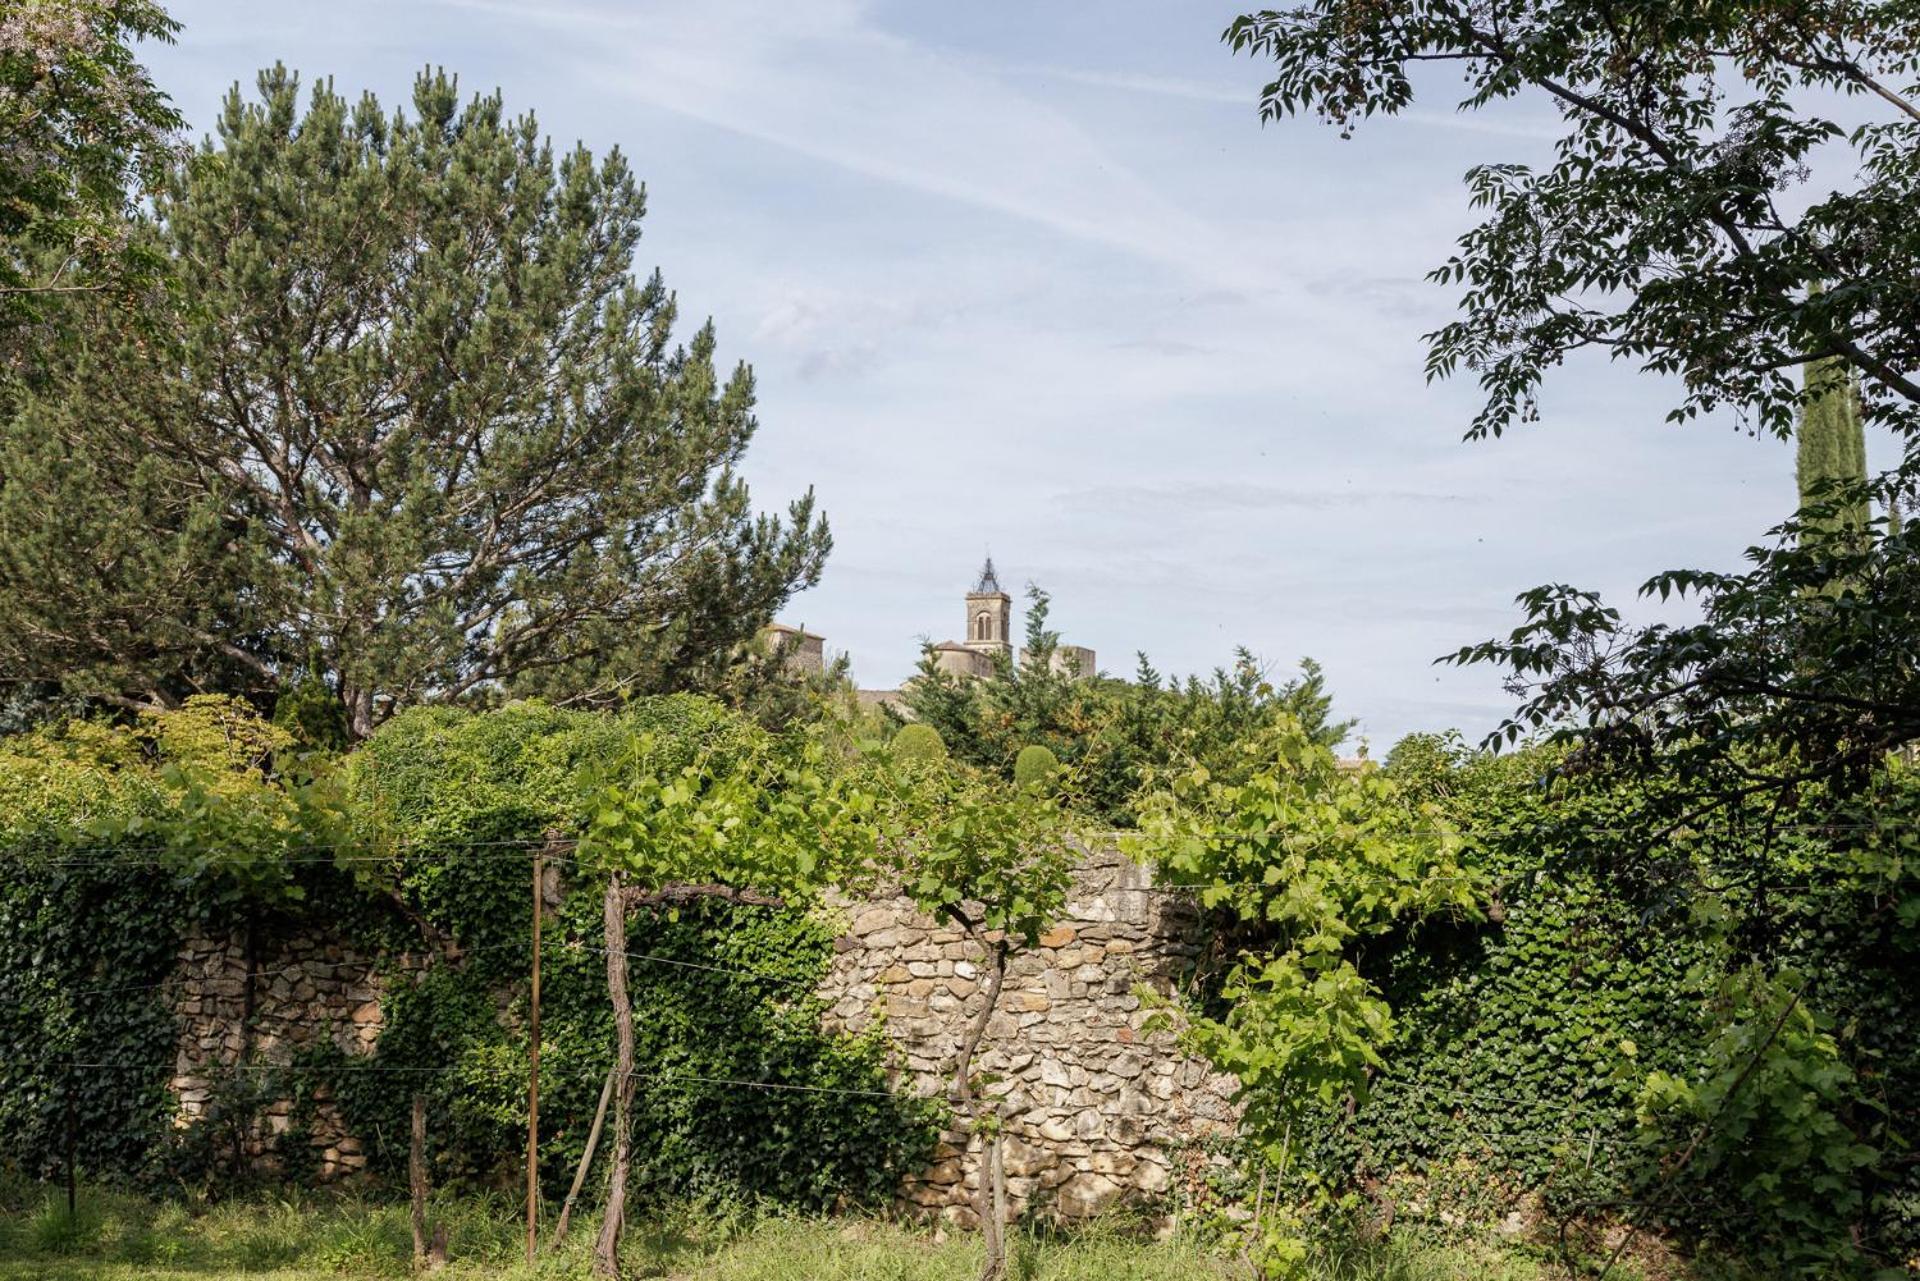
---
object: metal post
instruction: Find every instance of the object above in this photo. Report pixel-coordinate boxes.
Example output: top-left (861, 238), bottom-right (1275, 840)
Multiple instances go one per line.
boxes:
top-left (526, 845), bottom-right (542, 1266)
top-left (64, 1065), bottom-right (76, 1220)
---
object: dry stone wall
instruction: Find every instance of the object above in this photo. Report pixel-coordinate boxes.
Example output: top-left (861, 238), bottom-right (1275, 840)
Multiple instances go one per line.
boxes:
top-left (171, 930), bottom-right (439, 1178)
top-left (819, 847), bottom-right (1240, 1224)
top-left (164, 848), bottom-right (1242, 1212)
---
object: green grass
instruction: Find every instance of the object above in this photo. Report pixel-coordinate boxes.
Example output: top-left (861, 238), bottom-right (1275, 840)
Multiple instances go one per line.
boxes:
top-left (0, 1187), bottom-right (1556, 1280)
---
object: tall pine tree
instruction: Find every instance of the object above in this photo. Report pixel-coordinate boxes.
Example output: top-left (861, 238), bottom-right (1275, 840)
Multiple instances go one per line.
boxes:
top-left (0, 68), bottom-right (829, 735)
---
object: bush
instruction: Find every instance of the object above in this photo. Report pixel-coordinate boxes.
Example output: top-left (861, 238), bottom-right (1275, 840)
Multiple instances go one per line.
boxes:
top-left (891, 723), bottom-right (946, 764)
top-left (318, 698), bottom-right (942, 1206)
top-left (1013, 744), bottom-right (1060, 789)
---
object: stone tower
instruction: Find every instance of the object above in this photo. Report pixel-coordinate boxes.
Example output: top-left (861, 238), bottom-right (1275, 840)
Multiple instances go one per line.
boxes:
top-left (963, 557), bottom-right (1012, 662)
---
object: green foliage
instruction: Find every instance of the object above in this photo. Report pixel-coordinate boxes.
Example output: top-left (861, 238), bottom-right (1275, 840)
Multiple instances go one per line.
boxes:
top-left (891, 723), bottom-right (948, 764)
top-left (271, 664), bottom-right (349, 755)
top-left (1356, 734), bottom-right (1920, 1275)
top-left (579, 720), bottom-right (870, 906)
top-left (879, 749), bottom-right (1078, 949)
top-left (902, 585), bottom-right (1353, 824)
top-left (0, 66), bottom-right (828, 734)
top-left (1450, 479), bottom-right (1920, 834)
top-left (1012, 745), bottom-right (1060, 789)
top-left (0, 855), bottom-right (191, 1186)
top-left (0, 0), bottom-right (181, 360)
top-left (1129, 720), bottom-right (1475, 1275)
top-left (302, 900), bottom-right (939, 1212)
top-left (1636, 967), bottom-right (1879, 1274)
top-left (331, 701), bottom-right (936, 1209)
top-left (1225, 2), bottom-right (1920, 446)
top-left (1221, 44), bottom-right (1920, 1265)
top-left (0, 709), bottom-right (231, 1186)
top-left (0, 697), bottom-right (941, 1213)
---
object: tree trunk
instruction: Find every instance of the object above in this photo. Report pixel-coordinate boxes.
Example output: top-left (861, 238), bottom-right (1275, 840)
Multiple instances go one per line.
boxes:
top-left (985, 1123), bottom-right (1009, 1281)
top-left (344, 684), bottom-right (375, 742)
top-left (942, 908), bottom-right (1012, 1281)
top-left (593, 874), bottom-right (635, 1280)
top-left (554, 1065), bottom-right (616, 1244)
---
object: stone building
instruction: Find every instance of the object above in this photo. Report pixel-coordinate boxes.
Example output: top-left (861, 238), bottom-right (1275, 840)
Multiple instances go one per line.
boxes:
top-left (762, 621), bottom-right (825, 674)
top-left (774, 558), bottom-right (1098, 700)
top-left (929, 559), bottom-right (1014, 679)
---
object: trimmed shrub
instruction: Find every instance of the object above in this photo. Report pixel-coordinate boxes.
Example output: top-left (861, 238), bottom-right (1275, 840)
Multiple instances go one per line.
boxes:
top-left (1013, 744), bottom-right (1060, 788)
top-left (891, 723), bottom-right (947, 764)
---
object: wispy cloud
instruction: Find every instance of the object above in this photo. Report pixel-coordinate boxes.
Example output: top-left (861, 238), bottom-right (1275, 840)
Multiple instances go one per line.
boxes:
top-left (1057, 482), bottom-right (1472, 517)
top-left (429, 0), bottom-right (1277, 289)
top-left (1005, 61), bottom-right (1565, 140)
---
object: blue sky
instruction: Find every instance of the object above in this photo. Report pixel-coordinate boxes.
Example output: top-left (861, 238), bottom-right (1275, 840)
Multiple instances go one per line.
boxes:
top-left (146, 0), bottom-right (1838, 749)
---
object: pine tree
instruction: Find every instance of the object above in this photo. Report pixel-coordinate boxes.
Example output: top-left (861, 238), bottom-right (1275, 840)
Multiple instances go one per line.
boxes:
top-left (1795, 355), bottom-right (1870, 539)
top-left (0, 68), bottom-right (829, 735)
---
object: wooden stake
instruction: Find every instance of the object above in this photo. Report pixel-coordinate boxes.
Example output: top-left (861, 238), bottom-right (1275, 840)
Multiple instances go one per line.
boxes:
top-left (593, 874), bottom-right (635, 1280)
top-left (64, 1066), bottom-right (76, 1221)
top-left (985, 1121), bottom-right (1009, 1281)
top-left (526, 845), bottom-right (543, 1267)
top-left (410, 1093), bottom-right (429, 1268)
top-left (554, 1065), bottom-right (616, 1244)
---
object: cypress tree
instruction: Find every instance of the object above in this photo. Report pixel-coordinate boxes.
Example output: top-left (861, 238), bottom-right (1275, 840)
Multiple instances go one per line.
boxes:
top-left (1795, 355), bottom-right (1870, 538)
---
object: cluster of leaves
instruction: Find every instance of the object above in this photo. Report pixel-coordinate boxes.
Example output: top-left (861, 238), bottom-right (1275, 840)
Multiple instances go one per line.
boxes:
top-left (1635, 966), bottom-right (1881, 1269)
top-left (876, 748), bottom-right (1079, 950)
top-left (1127, 719), bottom-right (1477, 1274)
top-left (1452, 482), bottom-right (1920, 826)
top-left (901, 586), bottom-right (1353, 824)
top-left (307, 897), bottom-right (939, 1211)
top-left (0, 697), bottom-right (366, 1189)
top-left (1228, 0), bottom-right (1920, 445)
top-left (0, 0), bottom-right (181, 368)
top-left (347, 698), bottom-right (952, 1209)
top-left (579, 724), bottom-right (871, 909)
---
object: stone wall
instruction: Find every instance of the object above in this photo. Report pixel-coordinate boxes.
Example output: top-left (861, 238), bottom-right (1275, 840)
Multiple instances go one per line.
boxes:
top-left (171, 929), bottom-right (438, 1178)
top-left (164, 848), bottom-right (1240, 1211)
top-left (818, 847), bottom-right (1239, 1224)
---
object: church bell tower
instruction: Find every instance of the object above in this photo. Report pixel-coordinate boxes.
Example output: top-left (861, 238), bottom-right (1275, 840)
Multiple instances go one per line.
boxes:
top-left (963, 557), bottom-right (1011, 662)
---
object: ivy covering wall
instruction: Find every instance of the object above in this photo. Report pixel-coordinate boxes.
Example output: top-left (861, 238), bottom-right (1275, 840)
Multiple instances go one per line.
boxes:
top-left (0, 697), bottom-right (937, 1208)
top-left (4, 695), bottom-right (1915, 1275)
top-left (1345, 739), bottom-right (1917, 1273)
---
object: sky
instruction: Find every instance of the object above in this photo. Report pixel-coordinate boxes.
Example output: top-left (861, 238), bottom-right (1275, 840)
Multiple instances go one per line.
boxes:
top-left (143, 0), bottom-right (1867, 750)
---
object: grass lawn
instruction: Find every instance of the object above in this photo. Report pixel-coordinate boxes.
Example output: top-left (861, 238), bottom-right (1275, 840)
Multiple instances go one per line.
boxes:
top-left (0, 1186), bottom-right (1558, 1280)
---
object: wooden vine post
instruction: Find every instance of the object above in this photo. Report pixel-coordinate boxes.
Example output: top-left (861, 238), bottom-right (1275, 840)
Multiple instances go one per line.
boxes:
top-left (64, 1063), bottom-right (76, 1221)
top-left (409, 1091), bottom-right (448, 1270)
top-left (580, 732), bottom-right (858, 1280)
top-left (553, 1066), bottom-right (615, 1243)
top-left (410, 1093), bottom-right (428, 1267)
top-left (592, 873), bottom-right (635, 1280)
